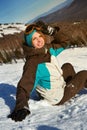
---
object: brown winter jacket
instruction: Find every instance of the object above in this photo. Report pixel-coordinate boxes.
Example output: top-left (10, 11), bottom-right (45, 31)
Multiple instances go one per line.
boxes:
top-left (15, 42), bottom-right (63, 111)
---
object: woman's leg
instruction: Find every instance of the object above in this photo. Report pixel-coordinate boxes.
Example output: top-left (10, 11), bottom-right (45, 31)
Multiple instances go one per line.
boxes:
top-left (58, 70), bottom-right (87, 105)
top-left (61, 63), bottom-right (76, 83)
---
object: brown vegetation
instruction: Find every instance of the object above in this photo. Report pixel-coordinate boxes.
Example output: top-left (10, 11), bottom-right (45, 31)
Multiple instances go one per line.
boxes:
top-left (0, 32), bottom-right (25, 64)
top-left (52, 20), bottom-right (87, 47)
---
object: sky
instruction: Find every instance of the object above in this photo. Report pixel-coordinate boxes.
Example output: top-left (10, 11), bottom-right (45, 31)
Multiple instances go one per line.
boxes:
top-left (0, 0), bottom-right (67, 24)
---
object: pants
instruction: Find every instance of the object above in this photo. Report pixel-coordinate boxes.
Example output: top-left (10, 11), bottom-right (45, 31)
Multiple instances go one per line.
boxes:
top-left (58, 63), bottom-right (87, 105)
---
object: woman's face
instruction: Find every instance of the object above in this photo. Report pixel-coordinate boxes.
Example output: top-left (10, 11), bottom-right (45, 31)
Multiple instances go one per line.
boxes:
top-left (32, 32), bottom-right (45, 49)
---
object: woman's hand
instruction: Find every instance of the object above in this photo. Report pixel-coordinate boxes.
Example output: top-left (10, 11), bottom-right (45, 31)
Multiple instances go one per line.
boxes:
top-left (8, 108), bottom-right (30, 122)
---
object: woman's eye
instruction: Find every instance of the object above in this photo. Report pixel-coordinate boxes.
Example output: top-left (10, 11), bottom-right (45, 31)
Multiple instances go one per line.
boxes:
top-left (33, 37), bottom-right (36, 41)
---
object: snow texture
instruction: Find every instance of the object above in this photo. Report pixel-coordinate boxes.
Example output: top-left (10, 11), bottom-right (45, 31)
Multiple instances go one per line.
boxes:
top-left (0, 47), bottom-right (87, 130)
top-left (0, 23), bottom-right (25, 37)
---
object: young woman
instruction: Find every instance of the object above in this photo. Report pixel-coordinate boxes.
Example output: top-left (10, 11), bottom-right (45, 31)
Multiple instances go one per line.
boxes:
top-left (8, 23), bottom-right (87, 122)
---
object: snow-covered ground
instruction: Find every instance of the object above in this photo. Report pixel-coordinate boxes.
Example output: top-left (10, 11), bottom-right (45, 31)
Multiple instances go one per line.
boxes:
top-left (0, 47), bottom-right (87, 130)
top-left (0, 23), bottom-right (26, 37)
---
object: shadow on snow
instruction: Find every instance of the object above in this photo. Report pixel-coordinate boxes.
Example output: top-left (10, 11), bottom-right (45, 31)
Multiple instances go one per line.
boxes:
top-left (37, 125), bottom-right (60, 130)
top-left (0, 83), bottom-right (16, 111)
top-left (0, 83), bottom-right (87, 112)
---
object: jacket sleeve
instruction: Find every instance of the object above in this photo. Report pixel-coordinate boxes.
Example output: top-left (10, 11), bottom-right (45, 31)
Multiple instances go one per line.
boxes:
top-left (49, 47), bottom-right (64, 56)
top-left (15, 57), bottom-right (38, 110)
top-left (52, 41), bottom-right (70, 49)
top-left (51, 42), bottom-right (63, 49)
top-left (15, 52), bottom-right (50, 111)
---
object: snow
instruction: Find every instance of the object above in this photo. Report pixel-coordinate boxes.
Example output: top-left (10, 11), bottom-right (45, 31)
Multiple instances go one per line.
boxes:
top-left (0, 47), bottom-right (87, 130)
top-left (0, 23), bottom-right (26, 37)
